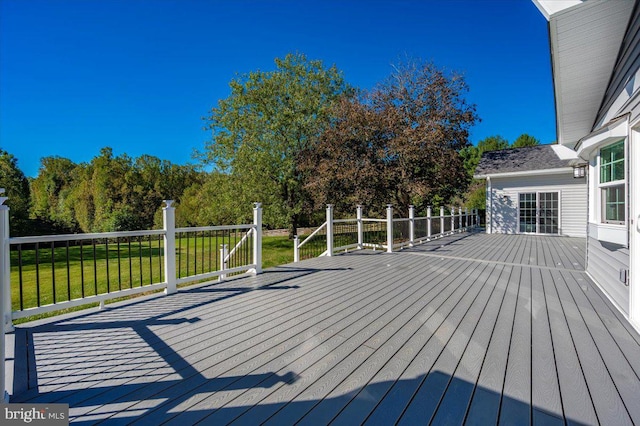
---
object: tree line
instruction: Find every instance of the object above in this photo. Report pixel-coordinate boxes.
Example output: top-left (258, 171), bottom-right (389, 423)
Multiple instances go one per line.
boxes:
top-left (0, 147), bottom-right (202, 236)
top-left (1, 53), bottom-right (539, 237)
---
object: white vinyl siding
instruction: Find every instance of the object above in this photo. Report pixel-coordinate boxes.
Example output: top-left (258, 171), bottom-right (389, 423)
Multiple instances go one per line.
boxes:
top-left (587, 224), bottom-right (630, 315)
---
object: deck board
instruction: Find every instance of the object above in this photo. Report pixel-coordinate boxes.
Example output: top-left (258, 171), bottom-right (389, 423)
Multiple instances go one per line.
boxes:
top-left (6, 232), bottom-right (640, 425)
top-left (553, 270), bottom-right (633, 425)
top-left (499, 265), bottom-right (532, 425)
top-left (544, 268), bottom-right (598, 426)
top-left (531, 267), bottom-right (563, 425)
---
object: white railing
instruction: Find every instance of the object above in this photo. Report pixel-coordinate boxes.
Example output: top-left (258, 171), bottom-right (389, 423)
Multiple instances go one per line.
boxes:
top-left (294, 204), bottom-right (479, 262)
top-left (0, 200), bottom-right (263, 324)
top-left (0, 198), bottom-right (266, 403)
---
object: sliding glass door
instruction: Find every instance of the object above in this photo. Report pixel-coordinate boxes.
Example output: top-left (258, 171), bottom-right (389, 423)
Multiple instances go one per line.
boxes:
top-left (519, 192), bottom-right (559, 234)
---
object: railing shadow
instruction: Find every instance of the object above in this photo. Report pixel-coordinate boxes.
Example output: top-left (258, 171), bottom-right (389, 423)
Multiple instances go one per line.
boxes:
top-left (18, 370), bottom-right (568, 425)
top-left (11, 264), bottom-right (353, 401)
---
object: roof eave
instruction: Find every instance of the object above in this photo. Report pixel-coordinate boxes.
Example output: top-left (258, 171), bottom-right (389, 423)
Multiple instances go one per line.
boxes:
top-left (474, 167), bottom-right (574, 180)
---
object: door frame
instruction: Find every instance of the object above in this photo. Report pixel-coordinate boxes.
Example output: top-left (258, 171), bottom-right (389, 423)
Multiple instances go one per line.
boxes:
top-left (630, 126), bottom-right (640, 330)
top-left (517, 190), bottom-right (561, 235)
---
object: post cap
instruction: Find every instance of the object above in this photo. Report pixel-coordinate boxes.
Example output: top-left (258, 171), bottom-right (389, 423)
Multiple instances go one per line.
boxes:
top-left (387, 204), bottom-right (393, 208)
top-left (163, 200), bottom-right (175, 208)
top-left (253, 202), bottom-right (262, 208)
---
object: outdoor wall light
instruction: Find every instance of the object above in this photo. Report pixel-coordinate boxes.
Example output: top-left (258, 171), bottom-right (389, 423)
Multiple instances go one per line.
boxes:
top-left (573, 165), bottom-right (586, 178)
top-left (502, 195), bottom-right (509, 203)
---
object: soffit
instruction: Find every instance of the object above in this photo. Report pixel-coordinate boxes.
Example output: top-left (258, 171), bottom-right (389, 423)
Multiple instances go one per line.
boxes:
top-left (548, 0), bottom-right (634, 147)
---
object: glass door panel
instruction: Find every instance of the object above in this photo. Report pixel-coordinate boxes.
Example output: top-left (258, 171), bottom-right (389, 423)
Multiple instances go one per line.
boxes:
top-left (519, 193), bottom-right (537, 233)
top-left (539, 192), bottom-right (559, 234)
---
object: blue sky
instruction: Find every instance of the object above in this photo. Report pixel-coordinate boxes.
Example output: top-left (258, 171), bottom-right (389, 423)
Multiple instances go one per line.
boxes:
top-left (1, 0), bottom-right (554, 177)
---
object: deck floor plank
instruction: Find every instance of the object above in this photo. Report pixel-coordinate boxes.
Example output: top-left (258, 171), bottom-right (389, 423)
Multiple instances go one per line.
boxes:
top-left (158, 257), bottom-right (471, 425)
top-left (426, 264), bottom-right (511, 426)
top-left (464, 266), bottom-right (520, 426)
top-left (562, 271), bottom-right (640, 420)
top-left (261, 259), bottom-right (489, 426)
top-left (499, 265), bottom-right (532, 425)
top-left (88, 254), bottom-right (433, 423)
top-left (530, 267), bottom-right (564, 425)
top-left (325, 262), bottom-right (502, 426)
top-left (356, 262), bottom-right (496, 425)
top-left (553, 270), bottom-right (633, 425)
top-left (543, 268), bottom-right (598, 426)
top-left (400, 267), bottom-right (502, 424)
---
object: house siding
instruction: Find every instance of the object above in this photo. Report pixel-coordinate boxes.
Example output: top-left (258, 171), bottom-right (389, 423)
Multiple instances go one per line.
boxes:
top-left (488, 173), bottom-right (587, 237)
top-left (587, 223), bottom-right (630, 314)
top-left (595, 1), bottom-right (640, 127)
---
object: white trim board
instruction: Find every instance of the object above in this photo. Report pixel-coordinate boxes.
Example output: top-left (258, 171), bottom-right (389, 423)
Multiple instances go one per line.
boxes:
top-left (475, 167), bottom-right (573, 180)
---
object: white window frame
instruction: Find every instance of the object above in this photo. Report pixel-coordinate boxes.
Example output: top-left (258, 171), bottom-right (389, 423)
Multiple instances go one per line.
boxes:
top-left (597, 139), bottom-right (627, 226)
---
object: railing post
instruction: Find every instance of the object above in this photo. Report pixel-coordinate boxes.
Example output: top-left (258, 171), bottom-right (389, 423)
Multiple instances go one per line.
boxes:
top-left (252, 202), bottom-right (262, 274)
top-left (293, 235), bottom-right (300, 263)
top-left (427, 206), bottom-right (432, 240)
top-left (458, 207), bottom-right (462, 232)
top-left (408, 205), bottom-right (415, 247)
top-left (451, 206), bottom-right (455, 234)
top-left (163, 200), bottom-right (177, 295)
top-left (326, 204), bottom-right (334, 257)
top-left (219, 244), bottom-right (228, 281)
top-left (440, 206), bottom-right (445, 236)
top-left (0, 190), bottom-right (11, 403)
top-left (386, 204), bottom-right (393, 253)
top-left (465, 207), bottom-right (469, 229)
top-left (356, 205), bottom-right (363, 250)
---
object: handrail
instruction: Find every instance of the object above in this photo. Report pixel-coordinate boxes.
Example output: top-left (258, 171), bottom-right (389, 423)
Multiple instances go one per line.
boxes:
top-left (333, 218), bottom-right (357, 224)
top-left (175, 224), bottom-right (253, 233)
top-left (10, 229), bottom-right (165, 244)
top-left (297, 221), bottom-right (327, 249)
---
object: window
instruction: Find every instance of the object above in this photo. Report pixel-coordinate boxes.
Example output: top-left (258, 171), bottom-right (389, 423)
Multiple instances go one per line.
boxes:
top-left (599, 140), bottom-right (625, 224)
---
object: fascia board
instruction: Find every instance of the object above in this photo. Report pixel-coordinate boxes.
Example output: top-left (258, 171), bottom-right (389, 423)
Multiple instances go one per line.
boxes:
top-left (474, 167), bottom-right (573, 180)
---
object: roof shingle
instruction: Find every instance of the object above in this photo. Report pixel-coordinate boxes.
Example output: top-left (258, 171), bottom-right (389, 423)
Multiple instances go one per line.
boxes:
top-left (474, 145), bottom-right (574, 177)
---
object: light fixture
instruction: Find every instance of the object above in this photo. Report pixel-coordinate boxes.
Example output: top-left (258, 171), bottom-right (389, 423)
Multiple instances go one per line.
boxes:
top-left (502, 195), bottom-right (509, 203)
top-left (573, 165), bottom-right (586, 178)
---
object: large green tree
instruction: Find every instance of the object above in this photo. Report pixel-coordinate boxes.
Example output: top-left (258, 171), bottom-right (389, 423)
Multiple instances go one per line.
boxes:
top-left (201, 53), bottom-right (351, 233)
top-left (301, 60), bottom-right (478, 216)
top-left (0, 149), bottom-right (31, 235)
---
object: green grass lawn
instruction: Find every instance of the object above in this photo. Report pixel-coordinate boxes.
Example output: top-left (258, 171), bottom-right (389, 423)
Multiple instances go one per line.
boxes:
top-left (9, 234), bottom-right (294, 322)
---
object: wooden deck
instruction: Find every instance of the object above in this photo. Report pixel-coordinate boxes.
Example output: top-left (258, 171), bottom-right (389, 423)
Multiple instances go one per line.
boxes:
top-left (8, 232), bottom-right (640, 425)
